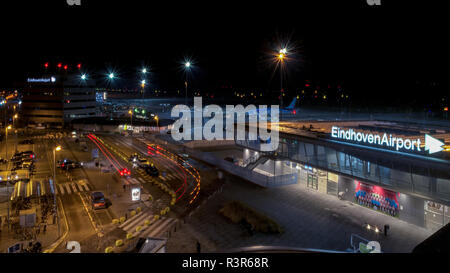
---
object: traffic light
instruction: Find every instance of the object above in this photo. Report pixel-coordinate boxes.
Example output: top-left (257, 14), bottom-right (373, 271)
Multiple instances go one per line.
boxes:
top-left (57, 63), bottom-right (62, 68)
top-left (77, 63), bottom-right (81, 69)
top-left (44, 62), bottom-right (49, 69)
top-left (63, 65), bottom-right (68, 70)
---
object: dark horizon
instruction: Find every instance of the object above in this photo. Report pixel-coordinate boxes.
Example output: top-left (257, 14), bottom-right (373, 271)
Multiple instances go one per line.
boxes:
top-left (1, 1), bottom-right (448, 109)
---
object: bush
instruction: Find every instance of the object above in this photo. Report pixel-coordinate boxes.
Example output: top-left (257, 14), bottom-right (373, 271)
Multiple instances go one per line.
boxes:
top-left (130, 210), bottom-right (136, 217)
top-left (119, 216), bottom-right (126, 223)
top-left (144, 220), bottom-right (151, 226)
top-left (105, 247), bottom-right (114, 253)
top-left (126, 233), bottom-right (133, 240)
top-left (136, 207), bottom-right (142, 213)
top-left (115, 240), bottom-right (123, 247)
top-left (154, 215), bottom-right (160, 220)
top-left (219, 201), bottom-right (283, 234)
top-left (112, 219), bottom-right (119, 224)
top-left (136, 226), bottom-right (143, 232)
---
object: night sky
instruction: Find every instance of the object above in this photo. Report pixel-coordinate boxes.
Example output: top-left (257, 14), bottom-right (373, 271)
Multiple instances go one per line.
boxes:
top-left (1, 1), bottom-right (448, 108)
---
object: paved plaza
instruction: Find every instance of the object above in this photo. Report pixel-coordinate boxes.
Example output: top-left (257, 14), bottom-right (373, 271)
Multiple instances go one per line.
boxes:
top-left (167, 175), bottom-right (433, 253)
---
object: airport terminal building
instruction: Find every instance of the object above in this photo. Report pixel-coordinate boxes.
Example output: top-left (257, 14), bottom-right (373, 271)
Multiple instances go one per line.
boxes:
top-left (236, 120), bottom-right (450, 231)
top-left (20, 74), bottom-right (97, 128)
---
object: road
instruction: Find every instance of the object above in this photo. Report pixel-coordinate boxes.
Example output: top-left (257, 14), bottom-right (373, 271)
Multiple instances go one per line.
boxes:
top-left (96, 134), bottom-right (199, 213)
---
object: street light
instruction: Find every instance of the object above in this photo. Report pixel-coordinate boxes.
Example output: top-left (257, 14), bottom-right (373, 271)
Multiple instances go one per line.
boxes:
top-left (277, 47), bottom-right (287, 110)
top-left (5, 125), bottom-right (12, 160)
top-left (128, 109), bottom-right (133, 127)
top-left (142, 68), bottom-right (147, 74)
top-left (184, 61), bottom-right (192, 106)
top-left (108, 73), bottom-right (115, 79)
top-left (81, 74), bottom-right (87, 80)
top-left (154, 115), bottom-right (159, 133)
top-left (12, 115), bottom-right (18, 151)
top-left (53, 145), bottom-right (62, 237)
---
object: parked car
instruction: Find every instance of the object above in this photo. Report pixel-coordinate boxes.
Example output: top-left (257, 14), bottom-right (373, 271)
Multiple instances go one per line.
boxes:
top-left (57, 159), bottom-right (82, 170)
top-left (11, 151), bottom-right (35, 161)
top-left (91, 192), bottom-right (106, 209)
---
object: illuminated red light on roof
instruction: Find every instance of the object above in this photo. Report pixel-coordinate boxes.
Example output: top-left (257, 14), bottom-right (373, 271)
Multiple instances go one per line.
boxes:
top-left (57, 63), bottom-right (62, 68)
top-left (63, 65), bottom-right (68, 70)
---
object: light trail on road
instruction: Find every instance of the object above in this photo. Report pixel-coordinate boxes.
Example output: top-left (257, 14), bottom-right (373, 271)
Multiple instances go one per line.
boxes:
top-left (148, 145), bottom-right (188, 201)
top-left (86, 134), bottom-right (123, 172)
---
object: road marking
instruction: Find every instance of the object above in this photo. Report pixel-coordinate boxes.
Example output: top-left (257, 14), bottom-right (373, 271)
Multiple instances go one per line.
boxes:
top-left (145, 218), bottom-right (177, 238)
top-left (130, 178), bottom-right (140, 185)
top-left (64, 183), bottom-right (72, 195)
top-left (71, 183), bottom-right (78, 193)
top-left (82, 183), bottom-right (90, 191)
top-left (58, 185), bottom-right (65, 195)
top-left (159, 176), bottom-right (166, 181)
top-left (120, 211), bottom-right (152, 231)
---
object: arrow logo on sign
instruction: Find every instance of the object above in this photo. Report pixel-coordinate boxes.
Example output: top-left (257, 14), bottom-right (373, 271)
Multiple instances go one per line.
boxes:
top-left (425, 134), bottom-right (445, 154)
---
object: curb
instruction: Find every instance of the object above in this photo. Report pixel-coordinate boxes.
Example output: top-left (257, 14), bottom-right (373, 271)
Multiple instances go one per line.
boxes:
top-left (43, 197), bottom-right (69, 253)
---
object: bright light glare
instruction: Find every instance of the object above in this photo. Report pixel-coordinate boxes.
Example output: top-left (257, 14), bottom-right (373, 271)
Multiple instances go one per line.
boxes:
top-left (141, 80), bottom-right (146, 85)
top-left (280, 48), bottom-right (287, 54)
top-left (278, 53), bottom-right (285, 60)
top-left (108, 73), bottom-right (115, 79)
top-left (142, 68), bottom-right (147, 73)
top-left (185, 62), bottom-right (191, 68)
top-left (55, 145), bottom-right (62, 151)
top-left (81, 74), bottom-right (86, 80)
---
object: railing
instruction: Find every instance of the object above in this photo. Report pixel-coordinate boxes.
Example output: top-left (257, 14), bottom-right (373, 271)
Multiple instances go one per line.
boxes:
top-left (242, 153), bottom-right (260, 167)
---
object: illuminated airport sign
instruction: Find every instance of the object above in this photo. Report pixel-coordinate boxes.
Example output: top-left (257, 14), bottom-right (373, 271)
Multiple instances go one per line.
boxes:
top-left (27, 77), bottom-right (56, 83)
top-left (331, 126), bottom-right (444, 154)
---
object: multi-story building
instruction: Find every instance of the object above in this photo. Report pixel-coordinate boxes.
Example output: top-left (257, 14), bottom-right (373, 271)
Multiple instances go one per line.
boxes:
top-left (21, 74), bottom-right (96, 128)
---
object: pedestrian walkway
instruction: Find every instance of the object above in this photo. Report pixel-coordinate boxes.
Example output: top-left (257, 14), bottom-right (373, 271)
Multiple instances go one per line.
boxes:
top-left (159, 174), bottom-right (177, 181)
top-left (54, 180), bottom-right (90, 196)
top-left (118, 211), bottom-right (178, 239)
top-left (124, 178), bottom-right (140, 185)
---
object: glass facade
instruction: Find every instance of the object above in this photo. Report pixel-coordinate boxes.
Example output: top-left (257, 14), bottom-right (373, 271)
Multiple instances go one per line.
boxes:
top-left (237, 135), bottom-right (450, 205)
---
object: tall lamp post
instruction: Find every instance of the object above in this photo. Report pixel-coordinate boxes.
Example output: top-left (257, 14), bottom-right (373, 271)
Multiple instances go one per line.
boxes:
top-left (141, 68), bottom-right (147, 100)
top-left (278, 48), bottom-right (287, 110)
top-left (128, 110), bottom-right (133, 128)
top-left (5, 125), bottom-right (12, 229)
top-left (154, 115), bottom-right (159, 133)
top-left (5, 125), bottom-right (12, 161)
top-left (53, 145), bottom-right (62, 237)
top-left (12, 114), bottom-right (18, 152)
top-left (184, 62), bottom-right (191, 106)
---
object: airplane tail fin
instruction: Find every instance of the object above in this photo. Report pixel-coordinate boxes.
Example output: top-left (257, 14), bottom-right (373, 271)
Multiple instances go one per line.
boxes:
top-left (285, 97), bottom-right (297, 110)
